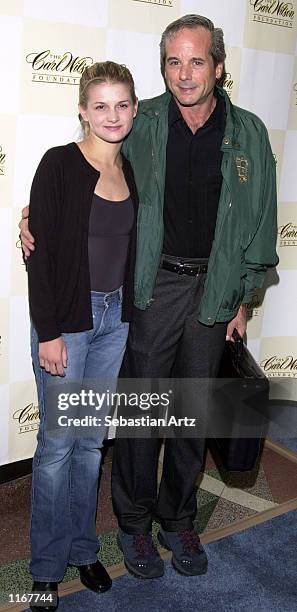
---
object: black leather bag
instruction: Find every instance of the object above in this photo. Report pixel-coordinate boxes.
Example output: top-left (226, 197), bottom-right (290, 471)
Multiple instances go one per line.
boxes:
top-left (212, 330), bottom-right (269, 471)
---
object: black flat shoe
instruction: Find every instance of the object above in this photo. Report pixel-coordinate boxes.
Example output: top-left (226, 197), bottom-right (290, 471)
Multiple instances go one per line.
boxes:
top-left (30, 581), bottom-right (58, 611)
top-left (79, 560), bottom-right (112, 593)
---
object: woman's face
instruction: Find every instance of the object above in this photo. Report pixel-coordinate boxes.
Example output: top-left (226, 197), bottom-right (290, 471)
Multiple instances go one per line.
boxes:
top-left (79, 81), bottom-right (138, 144)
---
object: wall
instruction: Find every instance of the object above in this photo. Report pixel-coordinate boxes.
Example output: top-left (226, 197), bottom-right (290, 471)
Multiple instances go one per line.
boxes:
top-left (0, 0), bottom-right (296, 465)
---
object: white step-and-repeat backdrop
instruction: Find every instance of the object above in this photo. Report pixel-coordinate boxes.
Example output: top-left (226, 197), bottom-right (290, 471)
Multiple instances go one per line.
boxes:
top-left (0, 0), bottom-right (297, 465)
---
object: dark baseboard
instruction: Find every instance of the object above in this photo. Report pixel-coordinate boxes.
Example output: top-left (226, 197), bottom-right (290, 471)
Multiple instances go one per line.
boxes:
top-left (0, 458), bottom-right (32, 484)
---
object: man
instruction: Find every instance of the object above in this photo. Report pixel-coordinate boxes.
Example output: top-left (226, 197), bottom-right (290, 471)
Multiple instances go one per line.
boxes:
top-left (20, 15), bottom-right (278, 581)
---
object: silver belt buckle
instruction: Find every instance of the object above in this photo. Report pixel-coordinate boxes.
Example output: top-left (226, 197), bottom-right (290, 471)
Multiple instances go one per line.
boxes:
top-left (177, 262), bottom-right (184, 274)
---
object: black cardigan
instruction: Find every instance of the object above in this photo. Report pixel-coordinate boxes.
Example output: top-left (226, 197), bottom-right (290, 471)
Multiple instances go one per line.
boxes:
top-left (27, 142), bottom-right (138, 342)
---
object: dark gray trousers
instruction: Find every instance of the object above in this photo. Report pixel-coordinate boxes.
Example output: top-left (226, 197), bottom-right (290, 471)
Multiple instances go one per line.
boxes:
top-left (112, 266), bottom-right (227, 533)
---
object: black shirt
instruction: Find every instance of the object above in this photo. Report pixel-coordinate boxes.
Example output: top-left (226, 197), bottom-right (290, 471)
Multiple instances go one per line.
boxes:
top-left (163, 91), bottom-right (226, 258)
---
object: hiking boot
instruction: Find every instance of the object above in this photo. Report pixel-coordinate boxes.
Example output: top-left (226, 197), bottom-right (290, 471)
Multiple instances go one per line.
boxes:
top-left (117, 529), bottom-right (164, 579)
top-left (158, 528), bottom-right (208, 576)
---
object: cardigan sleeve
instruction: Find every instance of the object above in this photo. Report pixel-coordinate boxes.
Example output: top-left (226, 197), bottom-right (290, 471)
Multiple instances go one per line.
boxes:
top-left (27, 148), bottom-right (63, 342)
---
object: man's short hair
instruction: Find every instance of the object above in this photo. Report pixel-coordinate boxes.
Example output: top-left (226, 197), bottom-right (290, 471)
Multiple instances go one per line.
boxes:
top-left (160, 14), bottom-right (226, 78)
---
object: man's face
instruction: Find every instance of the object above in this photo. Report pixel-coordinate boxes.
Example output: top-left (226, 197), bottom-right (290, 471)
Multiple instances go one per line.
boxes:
top-left (164, 27), bottom-right (223, 108)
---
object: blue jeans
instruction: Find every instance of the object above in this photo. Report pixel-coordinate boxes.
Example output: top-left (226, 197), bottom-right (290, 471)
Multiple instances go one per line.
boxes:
top-left (30, 288), bottom-right (129, 581)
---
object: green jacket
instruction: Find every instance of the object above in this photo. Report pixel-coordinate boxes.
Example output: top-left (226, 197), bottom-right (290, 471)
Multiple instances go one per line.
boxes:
top-left (123, 87), bottom-right (278, 325)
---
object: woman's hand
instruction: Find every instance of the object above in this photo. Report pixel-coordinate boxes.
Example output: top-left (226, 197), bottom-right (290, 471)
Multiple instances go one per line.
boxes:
top-left (39, 337), bottom-right (68, 376)
top-left (18, 205), bottom-right (35, 257)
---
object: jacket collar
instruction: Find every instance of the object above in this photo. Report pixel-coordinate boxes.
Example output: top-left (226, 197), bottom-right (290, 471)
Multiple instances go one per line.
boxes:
top-left (216, 87), bottom-right (242, 151)
top-left (138, 86), bottom-right (242, 150)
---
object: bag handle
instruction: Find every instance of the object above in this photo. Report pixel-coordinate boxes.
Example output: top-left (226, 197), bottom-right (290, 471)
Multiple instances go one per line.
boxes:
top-left (231, 328), bottom-right (244, 360)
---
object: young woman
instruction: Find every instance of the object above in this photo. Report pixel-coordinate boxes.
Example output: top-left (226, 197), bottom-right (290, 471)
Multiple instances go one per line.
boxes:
top-left (27, 61), bottom-right (138, 612)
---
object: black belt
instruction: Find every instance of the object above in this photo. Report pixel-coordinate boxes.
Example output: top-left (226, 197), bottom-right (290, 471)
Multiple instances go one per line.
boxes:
top-left (161, 259), bottom-right (208, 276)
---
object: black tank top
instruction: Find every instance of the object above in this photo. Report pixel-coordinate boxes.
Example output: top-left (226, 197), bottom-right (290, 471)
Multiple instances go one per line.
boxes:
top-left (88, 193), bottom-right (134, 292)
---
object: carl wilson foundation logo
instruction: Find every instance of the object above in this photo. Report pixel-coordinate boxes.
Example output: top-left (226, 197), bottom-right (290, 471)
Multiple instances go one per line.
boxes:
top-left (13, 403), bottom-right (40, 434)
top-left (278, 222), bottom-right (297, 247)
top-left (261, 354), bottom-right (297, 377)
top-left (0, 145), bottom-right (5, 176)
top-left (26, 50), bottom-right (94, 85)
top-left (221, 72), bottom-right (234, 99)
top-left (132, 0), bottom-right (174, 6)
top-left (250, 0), bottom-right (295, 28)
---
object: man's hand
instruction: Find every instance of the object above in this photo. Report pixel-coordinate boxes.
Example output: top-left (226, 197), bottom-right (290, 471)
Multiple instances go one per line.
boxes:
top-left (18, 205), bottom-right (35, 257)
top-left (226, 304), bottom-right (247, 342)
top-left (39, 337), bottom-right (68, 376)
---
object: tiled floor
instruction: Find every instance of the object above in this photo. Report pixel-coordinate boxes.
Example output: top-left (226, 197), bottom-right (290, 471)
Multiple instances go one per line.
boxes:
top-left (0, 440), bottom-right (297, 593)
